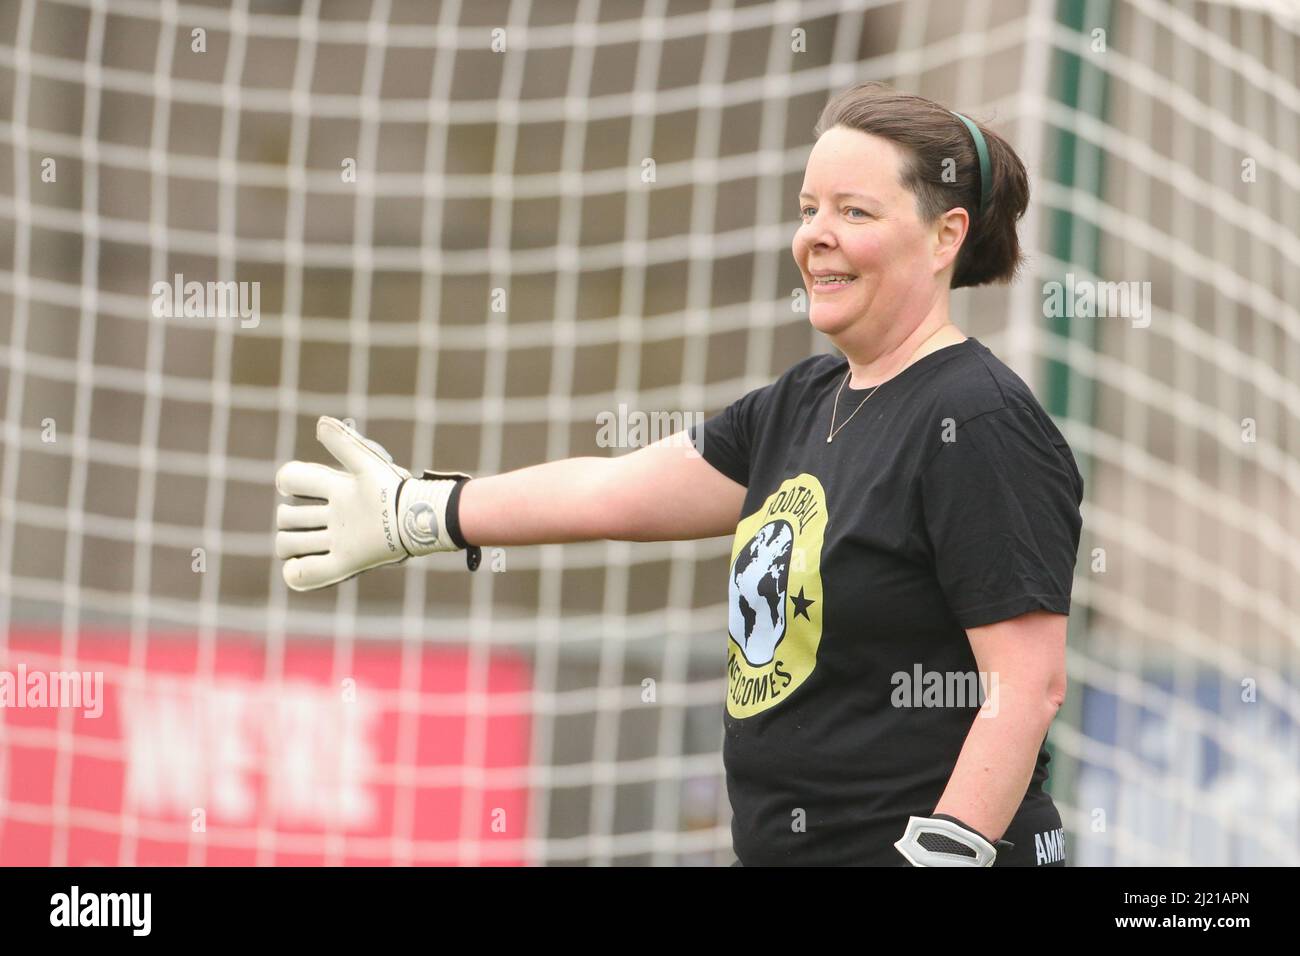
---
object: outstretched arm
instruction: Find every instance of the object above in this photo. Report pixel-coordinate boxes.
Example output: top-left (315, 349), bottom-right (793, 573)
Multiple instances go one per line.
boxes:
top-left (457, 431), bottom-right (745, 546)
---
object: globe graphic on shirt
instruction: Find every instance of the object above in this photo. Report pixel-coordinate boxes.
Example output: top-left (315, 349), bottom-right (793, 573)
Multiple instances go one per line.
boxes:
top-left (728, 519), bottom-right (793, 667)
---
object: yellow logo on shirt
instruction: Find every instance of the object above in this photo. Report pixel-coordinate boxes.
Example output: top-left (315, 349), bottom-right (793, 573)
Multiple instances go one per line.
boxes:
top-left (725, 473), bottom-right (826, 718)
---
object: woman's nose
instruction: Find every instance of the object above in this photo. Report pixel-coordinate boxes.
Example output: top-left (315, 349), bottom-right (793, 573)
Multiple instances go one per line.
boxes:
top-left (806, 223), bottom-right (837, 250)
top-left (803, 209), bottom-right (838, 247)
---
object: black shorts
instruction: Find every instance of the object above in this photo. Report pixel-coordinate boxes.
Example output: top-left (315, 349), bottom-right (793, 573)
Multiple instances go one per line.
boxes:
top-left (992, 793), bottom-right (1067, 867)
top-left (728, 795), bottom-right (1067, 867)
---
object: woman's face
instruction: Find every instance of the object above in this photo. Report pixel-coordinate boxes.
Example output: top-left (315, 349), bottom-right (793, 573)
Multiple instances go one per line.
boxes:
top-left (792, 125), bottom-right (957, 341)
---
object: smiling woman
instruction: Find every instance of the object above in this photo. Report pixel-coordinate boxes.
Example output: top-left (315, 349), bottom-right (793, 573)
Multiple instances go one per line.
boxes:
top-left (676, 80), bottom-right (1081, 868)
top-left (273, 80), bottom-right (1082, 868)
top-left (793, 83), bottom-right (1031, 389)
top-left (691, 82), bottom-right (1081, 867)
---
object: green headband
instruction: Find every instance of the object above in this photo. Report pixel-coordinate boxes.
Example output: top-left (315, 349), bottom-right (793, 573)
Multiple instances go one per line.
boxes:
top-left (950, 111), bottom-right (991, 216)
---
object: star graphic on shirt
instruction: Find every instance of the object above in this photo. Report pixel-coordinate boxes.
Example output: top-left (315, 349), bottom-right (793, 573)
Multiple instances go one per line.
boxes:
top-left (790, 586), bottom-right (815, 620)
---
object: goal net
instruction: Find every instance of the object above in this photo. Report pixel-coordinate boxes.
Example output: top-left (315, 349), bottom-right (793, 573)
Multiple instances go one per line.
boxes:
top-left (0, 0), bottom-right (1296, 865)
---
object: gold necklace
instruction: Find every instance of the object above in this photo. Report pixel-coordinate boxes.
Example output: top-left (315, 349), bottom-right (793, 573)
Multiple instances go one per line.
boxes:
top-left (826, 374), bottom-right (880, 442)
top-left (826, 328), bottom-right (953, 443)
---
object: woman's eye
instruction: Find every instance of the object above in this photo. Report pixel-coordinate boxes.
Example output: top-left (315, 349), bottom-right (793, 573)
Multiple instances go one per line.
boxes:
top-left (799, 205), bottom-right (869, 221)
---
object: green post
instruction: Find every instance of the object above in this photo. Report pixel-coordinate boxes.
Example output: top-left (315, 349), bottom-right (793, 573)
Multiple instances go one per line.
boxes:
top-left (1040, 0), bottom-right (1110, 835)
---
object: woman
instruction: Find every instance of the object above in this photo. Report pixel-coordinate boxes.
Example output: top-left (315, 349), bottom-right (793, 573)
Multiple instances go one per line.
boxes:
top-left (275, 82), bottom-right (1083, 867)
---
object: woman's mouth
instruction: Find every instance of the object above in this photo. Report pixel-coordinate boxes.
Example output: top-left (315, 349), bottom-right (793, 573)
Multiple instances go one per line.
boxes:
top-left (812, 273), bottom-right (857, 292)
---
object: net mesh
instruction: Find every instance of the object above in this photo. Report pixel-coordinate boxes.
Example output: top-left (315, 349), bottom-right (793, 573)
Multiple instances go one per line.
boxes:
top-left (0, 0), bottom-right (1296, 865)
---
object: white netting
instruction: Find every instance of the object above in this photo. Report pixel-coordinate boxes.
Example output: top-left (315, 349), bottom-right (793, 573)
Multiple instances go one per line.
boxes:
top-left (0, 0), bottom-right (1296, 865)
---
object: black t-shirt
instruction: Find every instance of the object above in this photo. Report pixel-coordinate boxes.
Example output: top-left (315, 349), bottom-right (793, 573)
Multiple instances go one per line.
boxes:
top-left (688, 337), bottom-right (1084, 865)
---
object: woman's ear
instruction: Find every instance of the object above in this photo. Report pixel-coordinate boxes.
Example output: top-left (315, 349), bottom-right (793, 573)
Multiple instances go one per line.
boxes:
top-left (932, 207), bottom-right (969, 277)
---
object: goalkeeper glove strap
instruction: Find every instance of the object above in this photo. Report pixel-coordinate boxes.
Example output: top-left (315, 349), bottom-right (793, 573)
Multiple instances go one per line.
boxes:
top-left (396, 470), bottom-right (481, 572)
top-left (445, 476), bottom-right (480, 571)
top-left (894, 813), bottom-right (1015, 867)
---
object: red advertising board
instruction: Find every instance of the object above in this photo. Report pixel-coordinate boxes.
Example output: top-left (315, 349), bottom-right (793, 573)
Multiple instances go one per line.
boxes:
top-left (0, 629), bottom-right (532, 866)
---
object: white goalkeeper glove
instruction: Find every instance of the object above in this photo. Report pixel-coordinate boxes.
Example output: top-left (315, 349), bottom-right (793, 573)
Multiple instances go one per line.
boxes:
top-left (274, 416), bottom-right (481, 592)
top-left (893, 813), bottom-right (1014, 867)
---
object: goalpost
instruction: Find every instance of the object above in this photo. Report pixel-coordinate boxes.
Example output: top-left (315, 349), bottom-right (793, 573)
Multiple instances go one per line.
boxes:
top-left (0, 0), bottom-right (1296, 865)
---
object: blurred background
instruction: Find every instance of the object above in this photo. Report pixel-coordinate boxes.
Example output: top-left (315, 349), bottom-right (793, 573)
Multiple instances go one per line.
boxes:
top-left (0, 0), bottom-right (1296, 865)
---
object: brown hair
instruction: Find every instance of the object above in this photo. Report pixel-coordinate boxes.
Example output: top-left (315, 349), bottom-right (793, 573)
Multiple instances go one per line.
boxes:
top-left (812, 82), bottom-right (1029, 289)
